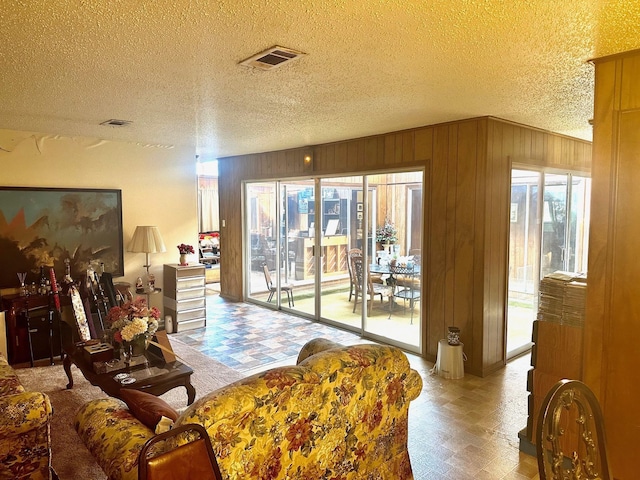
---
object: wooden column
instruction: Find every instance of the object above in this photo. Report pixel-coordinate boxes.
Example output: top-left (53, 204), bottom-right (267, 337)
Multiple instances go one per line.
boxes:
top-left (585, 48), bottom-right (640, 478)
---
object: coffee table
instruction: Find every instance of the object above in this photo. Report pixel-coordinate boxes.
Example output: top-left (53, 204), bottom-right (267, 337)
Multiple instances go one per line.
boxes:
top-left (63, 345), bottom-right (196, 405)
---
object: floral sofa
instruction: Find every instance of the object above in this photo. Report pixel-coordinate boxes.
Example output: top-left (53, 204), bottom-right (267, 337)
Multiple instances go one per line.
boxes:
top-left (74, 338), bottom-right (423, 480)
top-left (0, 353), bottom-right (53, 480)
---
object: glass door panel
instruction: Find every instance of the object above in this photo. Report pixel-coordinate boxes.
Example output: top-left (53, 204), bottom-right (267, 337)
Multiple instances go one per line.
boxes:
top-left (246, 182), bottom-right (279, 305)
top-left (318, 176), bottom-right (364, 331)
top-left (363, 171), bottom-right (422, 350)
top-left (507, 170), bottom-right (541, 356)
top-left (280, 181), bottom-right (316, 316)
top-left (567, 175), bottom-right (591, 273)
top-left (541, 174), bottom-right (568, 279)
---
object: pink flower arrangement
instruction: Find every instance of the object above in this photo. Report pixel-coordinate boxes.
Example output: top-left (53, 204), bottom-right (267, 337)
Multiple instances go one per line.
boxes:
top-left (105, 298), bottom-right (160, 343)
top-left (177, 243), bottom-right (195, 254)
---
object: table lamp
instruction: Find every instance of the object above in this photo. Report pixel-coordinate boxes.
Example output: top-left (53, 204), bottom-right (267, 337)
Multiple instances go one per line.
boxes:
top-left (128, 225), bottom-right (166, 293)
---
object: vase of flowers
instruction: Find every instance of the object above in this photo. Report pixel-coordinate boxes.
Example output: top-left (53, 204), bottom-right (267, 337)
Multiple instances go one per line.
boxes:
top-left (177, 243), bottom-right (195, 266)
top-left (376, 219), bottom-right (398, 252)
top-left (124, 335), bottom-right (147, 357)
top-left (105, 298), bottom-right (159, 360)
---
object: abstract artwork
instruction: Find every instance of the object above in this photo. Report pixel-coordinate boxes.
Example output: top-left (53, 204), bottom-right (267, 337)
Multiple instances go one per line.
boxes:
top-left (0, 187), bottom-right (123, 288)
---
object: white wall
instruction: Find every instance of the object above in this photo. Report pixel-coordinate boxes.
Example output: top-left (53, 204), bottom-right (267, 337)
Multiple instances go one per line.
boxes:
top-left (0, 129), bottom-right (198, 310)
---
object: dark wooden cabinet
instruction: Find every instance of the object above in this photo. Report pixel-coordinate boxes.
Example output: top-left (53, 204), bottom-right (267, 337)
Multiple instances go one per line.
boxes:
top-left (1, 294), bottom-right (62, 365)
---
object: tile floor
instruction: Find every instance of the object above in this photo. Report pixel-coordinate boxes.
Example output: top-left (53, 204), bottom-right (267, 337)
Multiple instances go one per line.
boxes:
top-left (173, 292), bottom-right (540, 479)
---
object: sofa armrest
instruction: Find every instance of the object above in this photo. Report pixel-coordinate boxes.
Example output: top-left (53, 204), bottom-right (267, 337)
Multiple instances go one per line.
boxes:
top-left (74, 397), bottom-right (156, 480)
top-left (296, 338), bottom-right (344, 364)
top-left (0, 391), bottom-right (52, 438)
top-left (405, 369), bottom-right (423, 402)
top-left (298, 341), bottom-right (423, 402)
top-left (0, 362), bottom-right (26, 397)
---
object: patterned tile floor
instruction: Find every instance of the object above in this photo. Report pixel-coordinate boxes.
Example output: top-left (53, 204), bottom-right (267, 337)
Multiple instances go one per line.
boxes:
top-left (173, 291), bottom-right (540, 479)
top-left (173, 294), bottom-right (365, 374)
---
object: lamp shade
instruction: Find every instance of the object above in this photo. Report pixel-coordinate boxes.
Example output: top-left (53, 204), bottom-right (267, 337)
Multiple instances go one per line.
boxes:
top-left (128, 226), bottom-right (167, 254)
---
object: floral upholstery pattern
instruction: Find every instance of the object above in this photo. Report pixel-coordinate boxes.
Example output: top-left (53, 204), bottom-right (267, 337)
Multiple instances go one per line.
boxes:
top-left (74, 398), bottom-right (155, 480)
top-left (74, 339), bottom-right (423, 480)
top-left (0, 354), bottom-right (53, 480)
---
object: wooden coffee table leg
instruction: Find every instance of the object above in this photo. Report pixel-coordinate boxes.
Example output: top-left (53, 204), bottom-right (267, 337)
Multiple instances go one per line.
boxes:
top-left (63, 352), bottom-right (74, 389)
top-left (185, 380), bottom-right (196, 405)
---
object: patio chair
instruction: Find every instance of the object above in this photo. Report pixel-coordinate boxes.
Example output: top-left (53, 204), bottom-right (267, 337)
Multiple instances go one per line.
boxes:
top-left (391, 264), bottom-right (420, 324)
top-left (262, 264), bottom-right (295, 307)
top-left (351, 256), bottom-right (393, 316)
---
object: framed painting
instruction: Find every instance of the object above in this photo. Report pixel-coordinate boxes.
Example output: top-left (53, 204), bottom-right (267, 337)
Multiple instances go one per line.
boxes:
top-left (0, 187), bottom-right (123, 288)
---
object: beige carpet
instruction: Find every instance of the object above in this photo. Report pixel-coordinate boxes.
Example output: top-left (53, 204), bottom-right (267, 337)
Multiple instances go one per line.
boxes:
top-left (16, 338), bottom-right (244, 480)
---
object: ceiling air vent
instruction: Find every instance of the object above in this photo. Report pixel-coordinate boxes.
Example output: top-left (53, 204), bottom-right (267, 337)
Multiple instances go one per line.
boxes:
top-left (239, 45), bottom-right (306, 71)
top-left (100, 119), bottom-right (132, 127)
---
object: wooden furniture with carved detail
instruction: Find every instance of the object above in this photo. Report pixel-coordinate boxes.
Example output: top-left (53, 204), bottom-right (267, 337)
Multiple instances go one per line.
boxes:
top-left (62, 339), bottom-right (196, 405)
top-left (536, 380), bottom-right (612, 480)
top-left (1, 293), bottom-right (63, 366)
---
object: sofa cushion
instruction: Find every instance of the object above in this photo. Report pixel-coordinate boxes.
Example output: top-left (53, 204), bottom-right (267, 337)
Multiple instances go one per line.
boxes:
top-left (119, 389), bottom-right (179, 430)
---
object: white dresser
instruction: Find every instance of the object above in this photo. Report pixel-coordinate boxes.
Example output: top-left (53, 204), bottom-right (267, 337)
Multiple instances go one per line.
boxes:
top-left (163, 264), bottom-right (206, 332)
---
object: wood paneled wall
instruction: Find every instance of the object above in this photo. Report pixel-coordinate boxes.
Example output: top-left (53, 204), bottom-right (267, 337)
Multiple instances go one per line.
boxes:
top-left (585, 48), bottom-right (640, 479)
top-left (218, 116), bottom-right (591, 377)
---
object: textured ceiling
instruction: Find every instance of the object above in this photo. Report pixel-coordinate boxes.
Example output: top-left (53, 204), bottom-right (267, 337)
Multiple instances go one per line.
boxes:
top-left (1, 0), bottom-right (640, 160)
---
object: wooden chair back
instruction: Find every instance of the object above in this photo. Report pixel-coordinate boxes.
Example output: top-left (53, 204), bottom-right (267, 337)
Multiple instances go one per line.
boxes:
top-left (347, 248), bottom-right (362, 300)
top-left (138, 423), bottom-right (222, 480)
top-left (536, 379), bottom-right (612, 480)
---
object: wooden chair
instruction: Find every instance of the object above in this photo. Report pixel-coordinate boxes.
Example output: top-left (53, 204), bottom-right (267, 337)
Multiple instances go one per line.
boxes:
top-left (351, 256), bottom-right (393, 316)
top-left (138, 423), bottom-right (222, 480)
top-left (346, 248), bottom-right (362, 302)
top-left (262, 264), bottom-right (295, 307)
top-left (536, 379), bottom-right (612, 480)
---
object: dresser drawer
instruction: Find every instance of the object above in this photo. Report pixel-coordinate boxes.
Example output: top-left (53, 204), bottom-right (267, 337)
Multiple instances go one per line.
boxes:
top-left (174, 317), bottom-right (206, 332)
top-left (176, 276), bottom-right (205, 290)
top-left (176, 297), bottom-right (206, 310)
top-left (176, 266), bottom-right (205, 279)
top-left (175, 307), bottom-right (206, 323)
top-left (176, 286), bottom-right (205, 301)
top-left (164, 296), bottom-right (206, 312)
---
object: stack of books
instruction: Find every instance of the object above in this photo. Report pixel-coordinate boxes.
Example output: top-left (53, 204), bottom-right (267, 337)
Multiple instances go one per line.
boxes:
top-left (537, 271), bottom-right (587, 327)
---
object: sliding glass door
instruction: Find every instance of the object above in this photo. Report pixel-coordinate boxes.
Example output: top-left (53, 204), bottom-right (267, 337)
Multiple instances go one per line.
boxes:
top-left (506, 169), bottom-right (590, 357)
top-left (244, 170), bottom-right (424, 353)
